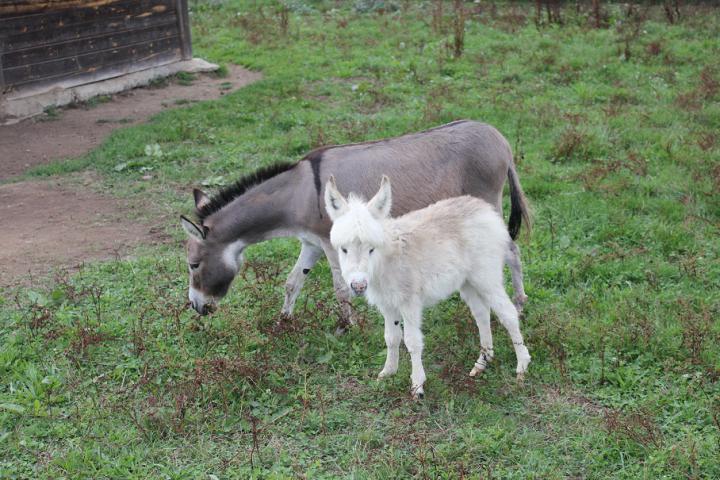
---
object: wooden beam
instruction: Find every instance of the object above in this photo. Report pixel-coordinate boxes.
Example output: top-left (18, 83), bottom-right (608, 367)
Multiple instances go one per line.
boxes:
top-left (175, 0), bottom-right (192, 60)
top-left (3, 23), bottom-right (178, 68)
top-left (0, 0), bottom-right (120, 16)
top-left (0, 38), bottom-right (6, 89)
top-left (4, 13), bottom-right (177, 52)
top-left (0, 0), bottom-right (174, 35)
top-left (4, 36), bottom-right (181, 86)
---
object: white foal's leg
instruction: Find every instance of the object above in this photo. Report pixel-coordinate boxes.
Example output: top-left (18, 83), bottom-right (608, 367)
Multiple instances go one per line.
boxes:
top-left (281, 240), bottom-right (323, 317)
top-left (505, 241), bottom-right (528, 313)
top-left (401, 306), bottom-right (426, 399)
top-left (377, 307), bottom-right (402, 379)
top-left (484, 288), bottom-right (531, 380)
top-left (460, 285), bottom-right (494, 377)
top-left (320, 242), bottom-right (355, 332)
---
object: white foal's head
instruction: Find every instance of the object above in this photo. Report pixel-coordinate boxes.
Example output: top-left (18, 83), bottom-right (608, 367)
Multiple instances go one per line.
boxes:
top-left (324, 175), bottom-right (392, 296)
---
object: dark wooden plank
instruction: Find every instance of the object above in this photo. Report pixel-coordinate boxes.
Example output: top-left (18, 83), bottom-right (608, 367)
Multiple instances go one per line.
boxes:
top-left (6, 48), bottom-right (180, 94)
top-left (4, 35), bottom-right (180, 86)
top-left (3, 10), bottom-right (177, 51)
top-left (0, 38), bottom-right (5, 89)
top-left (0, 0), bottom-right (175, 35)
top-left (0, 0), bottom-right (169, 19)
top-left (6, 56), bottom-right (81, 86)
top-left (3, 23), bottom-right (178, 68)
top-left (1, 1), bottom-right (122, 16)
top-left (175, 0), bottom-right (192, 60)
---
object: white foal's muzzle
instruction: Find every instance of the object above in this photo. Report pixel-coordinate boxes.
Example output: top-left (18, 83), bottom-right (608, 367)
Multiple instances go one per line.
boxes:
top-left (348, 273), bottom-right (368, 296)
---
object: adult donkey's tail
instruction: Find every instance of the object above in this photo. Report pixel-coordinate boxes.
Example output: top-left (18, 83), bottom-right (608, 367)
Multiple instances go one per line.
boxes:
top-left (507, 160), bottom-right (531, 241)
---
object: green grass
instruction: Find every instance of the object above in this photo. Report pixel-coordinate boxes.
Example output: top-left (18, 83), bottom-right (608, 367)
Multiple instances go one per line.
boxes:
top-left (2, 2), bottom-right (719, 478)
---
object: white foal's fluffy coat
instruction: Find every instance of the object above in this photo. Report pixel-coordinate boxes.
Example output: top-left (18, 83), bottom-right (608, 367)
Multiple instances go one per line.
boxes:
top-left (325, 175), bottom-right (531, 399)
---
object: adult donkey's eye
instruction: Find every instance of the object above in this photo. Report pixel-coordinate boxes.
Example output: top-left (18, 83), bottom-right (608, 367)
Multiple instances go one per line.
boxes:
top-left (189, 263), bottom-right (200, 270)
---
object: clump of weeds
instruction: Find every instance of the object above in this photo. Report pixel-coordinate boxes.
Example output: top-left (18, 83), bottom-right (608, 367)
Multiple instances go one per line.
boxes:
top-left (677, 298), bottom-right (717, 366)
top-left (604, 407), bottom-right (661, 449)
top-left (616, 3), bottom-right (649, 61)
top-left (551, 126), bottom-right (600, 163)
top-left (676, 66), bottom-right (719, 110)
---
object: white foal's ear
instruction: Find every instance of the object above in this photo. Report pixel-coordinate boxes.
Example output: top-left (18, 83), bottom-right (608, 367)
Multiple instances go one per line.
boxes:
top-left (193, 188), bottom-right (211, 210)
top-left (324, 175), bottom-right (349, 221)
top-left (180, 215), bottom-right (206, 241)
top-left (368, 175), bottom-right (392, 218)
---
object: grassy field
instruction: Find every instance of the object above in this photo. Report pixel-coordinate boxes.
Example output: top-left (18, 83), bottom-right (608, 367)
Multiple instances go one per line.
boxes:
top-left (2, 1), bottom-right (719, 478)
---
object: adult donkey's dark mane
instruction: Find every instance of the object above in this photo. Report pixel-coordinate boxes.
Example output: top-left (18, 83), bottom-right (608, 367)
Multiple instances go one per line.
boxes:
top-left (196, 161), bottom-right (297, 221)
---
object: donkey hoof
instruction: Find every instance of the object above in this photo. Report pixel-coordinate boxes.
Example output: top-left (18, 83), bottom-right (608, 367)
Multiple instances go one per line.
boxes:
top-left (469, 366), bottom-right (484, 377)
top-left (516, 372), bottom-right (525, 383)
top-left (513, 294), bottom-right (528, 313)
top-left (411, 385), bottom-right (425, 400)
top-left (470, 354), bottom-right (491, 377)
top-left (335, 315), bottom-right (355, 336)
top-left (378, 368), bottom-right (396, 380)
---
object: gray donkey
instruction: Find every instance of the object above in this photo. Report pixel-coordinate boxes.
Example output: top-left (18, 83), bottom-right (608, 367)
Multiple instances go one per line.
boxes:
top-left (180, 120), bottom-right (531, 329)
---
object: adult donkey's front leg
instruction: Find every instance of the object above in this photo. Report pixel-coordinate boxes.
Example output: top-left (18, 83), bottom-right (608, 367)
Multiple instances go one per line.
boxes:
top-left (320, 242), bottom-right (356, 333)
top-left (281, 240), bottom-right (323, 318)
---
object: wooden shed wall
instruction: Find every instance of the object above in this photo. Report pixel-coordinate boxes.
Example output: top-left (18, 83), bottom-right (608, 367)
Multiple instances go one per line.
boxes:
top-left (0, 0), bottom-right (192, 93)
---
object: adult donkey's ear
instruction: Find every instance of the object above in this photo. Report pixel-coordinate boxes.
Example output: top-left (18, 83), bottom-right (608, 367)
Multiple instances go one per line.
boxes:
top-left (181, 215), bottom-right (206, 241)
top-left (324, 175), bottom-right (349, 221)
top-left (368, 175), bottom-right (392, 218)
top-left (193, 188), bottom-right (211, 210)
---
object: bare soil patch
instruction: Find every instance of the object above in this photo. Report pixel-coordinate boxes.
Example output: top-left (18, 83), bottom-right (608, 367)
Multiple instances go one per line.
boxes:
top-left (0, 65), bottom-right (262, 287)
top-left (0, 176), bottom-right (170, 288)
top-left (0, 65), bottom-right (261, 180)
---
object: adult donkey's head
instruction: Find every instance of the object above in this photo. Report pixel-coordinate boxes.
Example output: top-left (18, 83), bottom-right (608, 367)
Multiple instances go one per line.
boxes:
top-left (180, 189), bottom-right (245, 315)
top-left (179, 162), bottom-right (299, 315)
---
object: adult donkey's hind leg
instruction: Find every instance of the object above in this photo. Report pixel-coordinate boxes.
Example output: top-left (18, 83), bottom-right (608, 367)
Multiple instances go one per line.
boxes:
top-left (281, 240), bottom-right (324, 318)
top-left (505, 241), bottom-right (528, 313)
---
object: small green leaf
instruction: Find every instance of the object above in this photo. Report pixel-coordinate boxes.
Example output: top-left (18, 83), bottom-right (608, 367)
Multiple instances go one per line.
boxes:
top-left (50, 288), bottom-right (66, 304)
top-left (27, 290), bottom-right (47, 306)
top-left (0, 403), bottom-right (25, 414)
top-left (317, 351), bottom-right (333, 364)
top-left (201, 175), bottom-right (225, 187)
top-left (268, 406), bottom-right (293, 423)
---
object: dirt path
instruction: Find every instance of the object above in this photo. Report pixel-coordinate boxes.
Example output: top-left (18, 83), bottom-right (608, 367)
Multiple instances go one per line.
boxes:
top-left (0, 65), bottom-right (261, 180)
top-left (0, 176), bottom-right (168, 288)
top-left (0, 66), bottom-right (261, 288)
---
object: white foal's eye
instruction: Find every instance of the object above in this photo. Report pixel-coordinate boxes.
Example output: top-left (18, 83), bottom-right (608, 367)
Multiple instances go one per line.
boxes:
top-left (369, 248), bottom-right (375, 254)
top-left (341, 247), bottom-right (347, 254)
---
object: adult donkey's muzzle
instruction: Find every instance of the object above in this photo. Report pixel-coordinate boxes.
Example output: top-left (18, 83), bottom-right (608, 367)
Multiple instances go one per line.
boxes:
top-left (190, 300), bottom-right (213, 316)
top-left (189, 287), bottom-right (216, 315)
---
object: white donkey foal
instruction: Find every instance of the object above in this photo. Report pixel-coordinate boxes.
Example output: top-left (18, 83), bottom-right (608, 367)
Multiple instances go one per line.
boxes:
top-left (324, 175), bottom-right (531, 399)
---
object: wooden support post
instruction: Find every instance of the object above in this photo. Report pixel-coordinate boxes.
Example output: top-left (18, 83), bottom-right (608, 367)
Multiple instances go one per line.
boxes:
top-left (176, 0), bottom-right (192, 60)
top-left (0, 39), bottom-right (6, 90)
